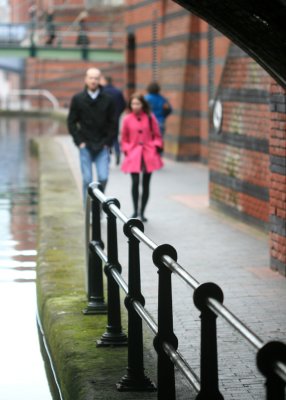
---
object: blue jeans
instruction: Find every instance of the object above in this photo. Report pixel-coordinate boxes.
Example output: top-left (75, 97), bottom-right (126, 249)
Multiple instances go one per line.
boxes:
top-left (79, 146), bottom-right (110, 205)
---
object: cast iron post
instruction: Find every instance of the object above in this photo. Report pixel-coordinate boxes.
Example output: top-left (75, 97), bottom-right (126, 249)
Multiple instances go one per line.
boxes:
top-left (153, 244), bottom-right (178, 400)
top-left (193, 282), bottom-right (224, 400)
top-left (257, 341), bottom-right (286, 400)
top-left (97, 198), bottom-right (127, 346)
top-left (83, 183), bottom-right (107, 314)
top-left (117, 219), bottom-right (156, 391)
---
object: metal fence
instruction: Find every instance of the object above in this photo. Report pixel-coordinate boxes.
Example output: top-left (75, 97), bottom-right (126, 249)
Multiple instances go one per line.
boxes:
top-left (84, 181), bottom-right (286, 400)
top-left (0, 22), bottom-right (124, 49)
top-left (0, 89), bottom-right (59, 112)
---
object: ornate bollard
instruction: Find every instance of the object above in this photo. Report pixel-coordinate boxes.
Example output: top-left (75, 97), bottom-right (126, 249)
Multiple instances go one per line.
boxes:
top-left (117, 218), bottom-right (156, 391)
top-left (193, 282), bottom-right (224, 400)
top-left (97, 198), bottom-right (127, 346)
top-left (153, 244), bottom-right (178, 400)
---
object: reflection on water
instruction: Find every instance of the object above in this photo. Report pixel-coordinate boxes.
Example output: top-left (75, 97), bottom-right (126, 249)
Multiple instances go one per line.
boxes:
top-left (0, 284), bottom-right (50, 399)
top-left (0, 116), bottom-right (64, 400)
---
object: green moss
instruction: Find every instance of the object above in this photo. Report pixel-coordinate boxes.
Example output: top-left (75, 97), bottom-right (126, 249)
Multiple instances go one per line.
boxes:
top-left (228, 189), bottom-right (238, 206)
top-left (226, 156), bottom-right (237, 178)
top-left (37, 137), bottom-right (157, 400)
top-left (212, 184), bottom-right (221, 201)
top-left (29, 138), bottom-right (39, 157)
top-left (37, 137), bottom-right (135, 400)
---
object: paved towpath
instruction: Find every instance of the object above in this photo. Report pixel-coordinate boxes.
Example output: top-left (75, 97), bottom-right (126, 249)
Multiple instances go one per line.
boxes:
top-left (57, 135), bottom-right (286, 400)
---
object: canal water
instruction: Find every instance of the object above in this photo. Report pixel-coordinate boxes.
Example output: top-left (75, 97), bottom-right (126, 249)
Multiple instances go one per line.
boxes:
top-left (0, 117), bottom-right (64, 400)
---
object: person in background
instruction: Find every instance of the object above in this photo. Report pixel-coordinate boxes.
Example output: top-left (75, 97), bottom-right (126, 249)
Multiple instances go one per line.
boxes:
top-left (100, 76), bottom-right (126, 165)
top-left (28, 2), bottom-right (38, 45)
top-left (76, 10), bottom-right (90, 46)
top-left (28, 2), bottom-right (37, 31)
top-left (120, 93), bottom-right (163, 222)
top-left (67, 68), bottom-right (116, 205)
top-left (145, 81), bottom-right (172, 136)
top-left (45, 8), bottom-right (56, 45)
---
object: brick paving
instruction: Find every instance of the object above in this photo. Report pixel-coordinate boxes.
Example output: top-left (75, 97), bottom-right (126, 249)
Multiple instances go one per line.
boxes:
top-left (58, 135), bottom-right (286, 400)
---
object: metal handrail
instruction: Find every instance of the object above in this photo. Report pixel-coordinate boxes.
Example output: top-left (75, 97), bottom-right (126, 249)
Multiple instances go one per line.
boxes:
top-left (84, 182), bottom-right (286, 399)
top-left (3, 89), bottom-right (59, 111)
top-left (94, 187), bottom-right (272, 347)
top-left (0, 22), bottom-right (124, 46)
top-left (88, 225), bottom-right (202, 392)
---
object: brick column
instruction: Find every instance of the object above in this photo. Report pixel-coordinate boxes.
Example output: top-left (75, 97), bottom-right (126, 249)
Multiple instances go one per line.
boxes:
top-left (125, 32), bottom-right (136, 99)
top-left (269, 81), bottom-right (286, 276)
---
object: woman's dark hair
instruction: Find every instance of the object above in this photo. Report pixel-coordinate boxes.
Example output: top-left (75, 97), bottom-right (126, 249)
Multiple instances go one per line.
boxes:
top-left (128, 93), bottom-right (151, 114)
top-left (146, 82), bottom-right (160, 94)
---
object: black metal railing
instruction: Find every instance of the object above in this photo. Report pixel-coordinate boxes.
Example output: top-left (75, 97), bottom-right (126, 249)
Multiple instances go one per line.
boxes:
top-left (84, 182), bottom-right (286, 400)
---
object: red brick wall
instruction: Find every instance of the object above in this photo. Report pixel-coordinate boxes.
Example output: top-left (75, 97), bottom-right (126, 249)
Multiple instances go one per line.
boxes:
top-left (209, 43), bottom-right (272, 229)
top-left (21, 4), bottom-right (125, 108)
top-left (125, 0), bottom-right (212, 160)
top-left (10, 0), bottom-right (86, 23)
top-left (269, 82), bottom-right (286, 275)
top-left (25, 58), bottom-right (124, 108)
top-left (124, 1), bottom-right (231, 162)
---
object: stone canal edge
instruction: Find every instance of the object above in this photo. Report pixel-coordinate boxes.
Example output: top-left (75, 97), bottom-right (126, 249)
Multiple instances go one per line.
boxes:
top-left (36, 137), bottom-right (158, 400)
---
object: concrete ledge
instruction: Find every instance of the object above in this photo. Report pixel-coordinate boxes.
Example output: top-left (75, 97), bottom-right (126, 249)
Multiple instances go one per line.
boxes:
top-left (0, 108), bottom-right (68, 120)
top-left (36, 137), bottom-right (139, 400)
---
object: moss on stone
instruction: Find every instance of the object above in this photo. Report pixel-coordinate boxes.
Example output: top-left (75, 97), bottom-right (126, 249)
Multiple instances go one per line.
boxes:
top-left (37, 137), bottom-right (157, 400)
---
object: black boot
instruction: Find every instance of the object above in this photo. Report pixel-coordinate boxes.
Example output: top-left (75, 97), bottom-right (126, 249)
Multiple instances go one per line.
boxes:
top-left (140, 214), bottom-right (148, 222)
top-left (98, 180), bottom-right (107, 193)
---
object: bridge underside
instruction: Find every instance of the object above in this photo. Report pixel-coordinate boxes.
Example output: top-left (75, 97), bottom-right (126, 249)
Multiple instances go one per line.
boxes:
top-left (0, 46), bottom-right (123, 62)
top-left (174, 0), bottom-right (286, 88)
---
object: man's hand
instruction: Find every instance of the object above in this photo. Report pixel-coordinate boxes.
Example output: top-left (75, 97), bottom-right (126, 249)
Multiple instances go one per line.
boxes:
top-left (79, 142), bottom-right (86, 148)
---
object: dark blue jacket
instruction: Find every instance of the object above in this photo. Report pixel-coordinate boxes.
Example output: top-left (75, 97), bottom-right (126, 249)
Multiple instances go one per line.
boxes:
top-left (102, 84), bottom-right (126, 125)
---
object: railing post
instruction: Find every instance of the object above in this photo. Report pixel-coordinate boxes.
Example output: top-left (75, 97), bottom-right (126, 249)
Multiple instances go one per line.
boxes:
top-left (153, 244), bottom-right (178, 400)
top-left (257, 341), bottom-right (286, 400)
top-left (117, 219), bottom-right (156, 391)
top-left (82, 183), bottom-right (107, 314)
top-left (29, 43), bottom-right (36, 57)
top-left (97, 198), bottom-right (128, 346)
top-left (193, 282), bottom-right (224, 400)
top-left (90, 184), bottom-right (103, 243)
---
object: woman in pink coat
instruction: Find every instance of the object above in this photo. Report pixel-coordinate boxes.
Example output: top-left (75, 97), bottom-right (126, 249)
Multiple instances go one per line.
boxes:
top-left (121, 93), bottom-right (163, 221)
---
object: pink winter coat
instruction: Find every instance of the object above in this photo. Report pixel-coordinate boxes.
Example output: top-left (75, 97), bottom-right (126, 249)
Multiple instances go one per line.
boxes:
top-left (120, 111), bottom-right (164, 173)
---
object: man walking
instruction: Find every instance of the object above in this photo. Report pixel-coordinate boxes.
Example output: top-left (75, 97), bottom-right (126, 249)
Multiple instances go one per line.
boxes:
top-left (100, 76), bottom-right (126, 165)
top-left (67, 68), bottom-right (116, 204)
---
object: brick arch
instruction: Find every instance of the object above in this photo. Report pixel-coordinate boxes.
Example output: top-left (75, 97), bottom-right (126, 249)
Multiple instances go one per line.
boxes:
top-left (173, 0), bottom-right (286, 89)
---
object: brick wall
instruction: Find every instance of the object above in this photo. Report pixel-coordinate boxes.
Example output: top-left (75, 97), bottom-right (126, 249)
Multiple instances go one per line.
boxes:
top-left (269, 82), bottom-right (286, 275)
top-left (125, 0), bottom-right (212, 161)
top-left (25, 59), bottom-right (124, 108)
top-left (209, 44), bottom-right (272, 229)
top-left (124, 1), bottom-right (231, 162)
top-left (22, 5), bottom-right (125, 108)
